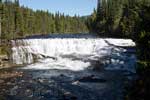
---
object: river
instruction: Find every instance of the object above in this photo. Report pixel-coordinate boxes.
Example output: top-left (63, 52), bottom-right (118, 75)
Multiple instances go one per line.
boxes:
top-left (0, 34), bottom-right (136, 100)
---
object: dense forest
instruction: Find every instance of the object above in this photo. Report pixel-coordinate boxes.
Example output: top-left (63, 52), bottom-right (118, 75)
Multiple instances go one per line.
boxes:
top-left (0, 0), bottom-right (88, 39)
top-left (87, 0), bottom-right (150, 99)
top-left (87, 0), bottom-right (150, 38)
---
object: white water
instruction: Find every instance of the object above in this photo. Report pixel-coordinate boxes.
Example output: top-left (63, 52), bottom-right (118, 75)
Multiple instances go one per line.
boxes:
top-left (11, 38), bottom-right (136, 72)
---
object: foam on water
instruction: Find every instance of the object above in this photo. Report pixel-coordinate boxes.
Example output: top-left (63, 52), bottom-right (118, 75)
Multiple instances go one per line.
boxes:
top-left (11, 38), bottom-right (136, 72)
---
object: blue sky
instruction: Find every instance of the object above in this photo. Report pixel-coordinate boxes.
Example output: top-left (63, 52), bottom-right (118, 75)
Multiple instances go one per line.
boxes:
top-left (19, 0), bottom-right (97, 16)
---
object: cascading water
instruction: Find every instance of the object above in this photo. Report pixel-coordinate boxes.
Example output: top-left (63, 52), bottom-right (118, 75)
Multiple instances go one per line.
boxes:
top-left (11, 37), bottom-right (136, 72)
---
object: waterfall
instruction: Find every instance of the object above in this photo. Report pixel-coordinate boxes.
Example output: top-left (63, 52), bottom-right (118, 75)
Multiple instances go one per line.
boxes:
top-left (11, 38), bottom-right (136, 71)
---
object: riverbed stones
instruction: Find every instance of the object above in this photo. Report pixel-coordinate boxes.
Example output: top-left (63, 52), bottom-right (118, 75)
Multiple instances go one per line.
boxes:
top-left (6, 82), bottom-right (11, 85)
top-left (63, 92), bottom-right (77, 100)
top-left (10, 86), bottom-right (19, 95)
top-left (25, 89), bottom-right (33, 97)
top-left (60, 74), bottom-right (65, 77)
top-left (72, 81), bottom-right (80, 85)
top-left (0, 71), bottom-right (23, 79)
top-left (91, 60), bottom-right (104, 71)
top-left (0, 79), bottom-right (4, 84)
top-left (78, 75), bottom-right (106, 83)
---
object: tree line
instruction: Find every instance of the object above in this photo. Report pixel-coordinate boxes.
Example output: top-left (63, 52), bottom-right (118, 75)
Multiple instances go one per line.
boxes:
top-left (87, 0), bottom-right (150, 38)
top-left (0, 0), bottom-right (88, 39)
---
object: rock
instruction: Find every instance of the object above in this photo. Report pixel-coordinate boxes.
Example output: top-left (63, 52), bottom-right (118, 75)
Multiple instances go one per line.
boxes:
top-left (70, 95), bottom-right (77, 100)
top-left (78, 75), bottom-right (106, 83)
top-left (0, 79), bottom-right (4, 84)
top-left (0, 71), bottom-right (23, 79)
top-left (45, 90), bottom-right (52, 94)
top-left (26, 89), bottom-right (31, 93)
top-left (72, 81), bottom-right (79, 85)
top-left (60, 74), bottom-right (65, 77)
top-left (10, 86), bottom-right (19, 95)
top-left (19, 74), bottom-right (23, 77)
top-left (28, 95), bottom-right (33, 98)
top-left (7, 82), bottom-right (11, 85)
top-left (29, 80), bottom-right (33, 83)
top-left (21, 80), bottom-right (25, 83)
top-left (38, 79), bottom-right (44, 83)
top-left (64, 92), bottom-right (71, 95)
top-left (25, 89), bottom-right (33, 96)
top-left (63, 92), bottom-right (77, 100)
top-left (91, 60), bottom-right (104, 71)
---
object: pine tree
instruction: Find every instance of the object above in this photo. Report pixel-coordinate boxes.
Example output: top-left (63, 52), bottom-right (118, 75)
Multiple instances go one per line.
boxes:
top-left (1, 0), bottom-right (88, 39)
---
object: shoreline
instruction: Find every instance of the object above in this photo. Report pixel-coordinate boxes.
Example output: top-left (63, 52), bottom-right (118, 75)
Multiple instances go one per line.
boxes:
top-left (0, 55), bottom-right (23, 70)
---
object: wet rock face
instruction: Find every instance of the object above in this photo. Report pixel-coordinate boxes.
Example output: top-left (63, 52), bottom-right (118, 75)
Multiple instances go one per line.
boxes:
top-left (0, 55), bottom-right (9, 68)
top-left (0, 55), bottom-right (23, 69)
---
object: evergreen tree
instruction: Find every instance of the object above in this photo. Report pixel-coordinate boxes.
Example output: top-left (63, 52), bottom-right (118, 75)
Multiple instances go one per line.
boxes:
top-left (1, 1), bottom-right (88, 39)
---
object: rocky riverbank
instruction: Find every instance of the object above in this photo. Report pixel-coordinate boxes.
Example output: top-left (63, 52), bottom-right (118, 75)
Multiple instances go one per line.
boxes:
top-left (0, 55), bottom-right (10, 69)
top-left (0, 55), bottom-right (23, 69)
top-left (0, 69), bottom-right (24, 100)
top-left (0, 67), bottom-right (136, 100)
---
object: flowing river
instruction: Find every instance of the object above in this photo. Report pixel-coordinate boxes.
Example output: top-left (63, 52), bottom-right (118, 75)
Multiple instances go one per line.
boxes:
top-left (0, 34), bottom-right (136, 100)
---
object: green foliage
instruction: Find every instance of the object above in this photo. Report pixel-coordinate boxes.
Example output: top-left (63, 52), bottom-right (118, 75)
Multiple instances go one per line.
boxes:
top-left (86, 9), bottom-right (97, 32)
top-left (1, 1), bottom-right (88, 39)
top-left (126, 61), bottom-right (150, 100)
top-left (88, 0), bottom-right (150, 38)
top-left (137, 61), bottom-right (150, 73)
top-left (125, 2), bottom-right (150, 100)
top-left (136, 31), bottom-right (150, 61)
top-left (88, 0), bottom-right (125, 36)
top-left (0, 46), bottom-right (8, 55)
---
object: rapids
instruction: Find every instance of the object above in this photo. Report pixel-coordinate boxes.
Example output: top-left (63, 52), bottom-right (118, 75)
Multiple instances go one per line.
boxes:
top-left (11, 36), bottom-right (136, 72)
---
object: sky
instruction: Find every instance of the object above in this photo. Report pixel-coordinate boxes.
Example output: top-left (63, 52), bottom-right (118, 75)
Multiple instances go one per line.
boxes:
top-left (19, 0), bottom-right (97, 16)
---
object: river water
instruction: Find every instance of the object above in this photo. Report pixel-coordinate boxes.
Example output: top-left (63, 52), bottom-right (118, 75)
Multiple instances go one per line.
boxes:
top-left (1, 34), bottom-right (137, 100)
